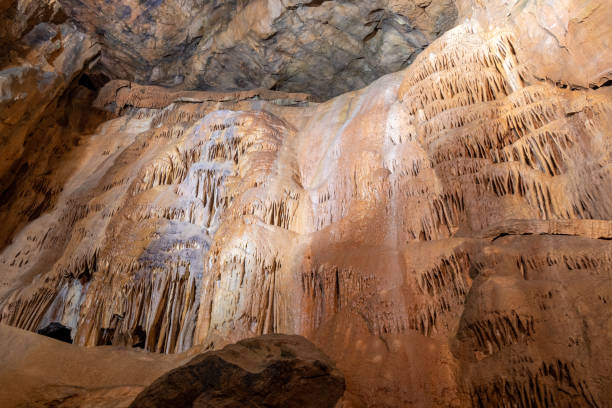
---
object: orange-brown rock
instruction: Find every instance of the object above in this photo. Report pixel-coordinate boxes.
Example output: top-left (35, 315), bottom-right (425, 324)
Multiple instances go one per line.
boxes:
top-left (0, 324), bottom-right (344, 408)
top-left (0, 0), bottom-right (611, 407)
top-left (0, 323), bottom-right (193, 407)
top-left (0, 0), bottom-right (105, 249)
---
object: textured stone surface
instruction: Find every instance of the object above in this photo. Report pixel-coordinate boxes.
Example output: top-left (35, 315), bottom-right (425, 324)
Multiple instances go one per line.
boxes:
top-left (0, 325), bottom-right (342, 408)
top-left (56, 0), bottom-right (458, 99)
top-left (0, 0), bottom-right (100, 178)
top-left (0, 323), bottom-right (193, 408)
top-left (0, 0), bottom-right (104, 249)
top-left (130, 334), bottom-right (344, 408)
top-left (0, 0), bottom-right (611, 407)
top-left (459, 0), bottom-right (612, 89)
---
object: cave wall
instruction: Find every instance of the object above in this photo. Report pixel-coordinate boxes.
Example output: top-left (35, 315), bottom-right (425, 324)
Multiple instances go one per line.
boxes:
top-left (0, 0), bottom-right (610, 407)
top-left (0, 0), bottom-right (107, 249)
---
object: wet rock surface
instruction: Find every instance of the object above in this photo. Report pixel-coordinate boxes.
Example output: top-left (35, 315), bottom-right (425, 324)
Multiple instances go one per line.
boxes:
top-left (130, 334), bottom-right (345, 408)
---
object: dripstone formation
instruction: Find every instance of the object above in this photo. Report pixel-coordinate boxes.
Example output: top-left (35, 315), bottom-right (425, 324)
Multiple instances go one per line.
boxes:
top-left (0, 0), bottom-right (611, 407)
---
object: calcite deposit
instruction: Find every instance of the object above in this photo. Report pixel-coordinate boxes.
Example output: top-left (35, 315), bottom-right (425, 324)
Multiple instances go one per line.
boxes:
top-left (0, 0), bottom-right (611, 407)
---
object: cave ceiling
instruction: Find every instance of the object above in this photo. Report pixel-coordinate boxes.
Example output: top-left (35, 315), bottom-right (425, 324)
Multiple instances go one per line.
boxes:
top-left (57, 0), bottom-right (458, 100)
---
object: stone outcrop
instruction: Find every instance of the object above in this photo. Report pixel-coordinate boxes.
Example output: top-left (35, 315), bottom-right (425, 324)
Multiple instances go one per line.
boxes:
top-left (0, 0), bottom-right (611, 407)
top-left (0, 323), bottom-right (193, 407)
top-left (130, 334), bottom-right (345, 408)
top-left (56, 0), bottom-right (458, 99)
top-left (0, 325), bottom-right (343, 408)
top-left (0, 0), bottom-right (105, 249)
top-left (458, 0), bottom-right (611, 89)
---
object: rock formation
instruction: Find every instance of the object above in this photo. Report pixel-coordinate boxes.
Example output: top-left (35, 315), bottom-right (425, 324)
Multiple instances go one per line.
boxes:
top-left (0, 0), bottom-right (611, 407)
top-left (56, 0), bottom-right (458, 99)
top-left (0, 0), bottom-right (106, 250)
top-left (130, 334), bottom-right (345, 408)
top-left (0, 323), bottom-right (192, 407)
top-left (0, 325), bottom-right (342, 408)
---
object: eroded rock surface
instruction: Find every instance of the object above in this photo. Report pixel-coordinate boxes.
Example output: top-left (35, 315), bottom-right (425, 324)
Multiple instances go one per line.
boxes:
top-left (0, 0), bottom-right (105, 249)
top-left (57, 0), bottom-right (458, 99)
top-left (0, 323), bottom-right (194, 408)
top-left (0, 325), bottom-right (343, 408)
top-left (130, 334), bottom-right (345, 408)
top-left (0, 0), bottom-right (611, 407)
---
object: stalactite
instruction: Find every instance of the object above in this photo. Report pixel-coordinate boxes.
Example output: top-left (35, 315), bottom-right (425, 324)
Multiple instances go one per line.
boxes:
top-left (470, 360), bottom-right (600, 408)
top-left (0, 9), bottom-right (610, 408)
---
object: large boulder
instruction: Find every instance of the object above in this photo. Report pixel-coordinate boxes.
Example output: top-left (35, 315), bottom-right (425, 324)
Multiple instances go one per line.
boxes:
top-left (129, 334), bottom-right (345, 408)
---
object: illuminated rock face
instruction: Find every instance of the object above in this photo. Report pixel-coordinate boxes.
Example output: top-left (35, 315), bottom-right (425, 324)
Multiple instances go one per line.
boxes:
top-left (0, 0), bottom-right (105, 251)
top-left (0, 0), bottom-right (611, 407)
top-left (0, 323), bottom-right (192, 407)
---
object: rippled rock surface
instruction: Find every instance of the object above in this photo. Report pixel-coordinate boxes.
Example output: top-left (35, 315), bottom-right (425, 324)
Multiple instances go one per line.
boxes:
top-left (0, 0), bottom-right (611, 407)
top-left (56, 0), bottom-right (458, 100)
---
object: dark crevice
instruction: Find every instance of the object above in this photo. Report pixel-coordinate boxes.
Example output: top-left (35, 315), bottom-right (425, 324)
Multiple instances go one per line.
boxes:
top-left (363, 26), bottom-right (380, 43)
top-left (78, 71), bottom-right (111, 91)
top-left (287, 0), bottom-right (333, 10)
top-left (590, 79), bottom-right (611, 90)
top-left (97, 328), bottom-right (115, 346)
